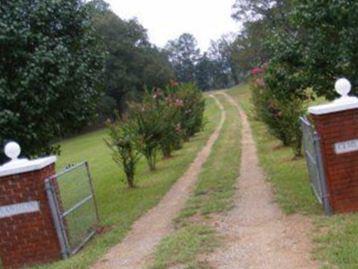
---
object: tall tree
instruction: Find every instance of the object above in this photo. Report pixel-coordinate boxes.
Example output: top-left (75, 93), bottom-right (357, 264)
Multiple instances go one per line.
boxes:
top-left (208, 36), bottom-right (236, 87)
top-left (230, 20), bottom-right (270, 79)
top-left (91, 4), bottom-right (174, 111)
top-left (195, 53), bottom-right (215, 91)
top-left (230, 0), bottom-right (293, 80)
top-left (0, 0), bottom-right (104, 162)
top-left (232, 0), bottom-right (288, 24)
top-left (165, 33), bottom-right (200, 83)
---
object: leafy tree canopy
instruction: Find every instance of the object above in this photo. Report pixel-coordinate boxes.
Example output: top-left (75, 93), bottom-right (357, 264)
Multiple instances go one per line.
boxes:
top-left (166, 33), bottom-right (237, 90)
top-left (91, 2), bottom-right (174, 111)
top-left (0, 0), bottom-right (105, 162)
top-left (291, 0), bottom-right (358, 98)
top-left (165, 33), bottom-right (200, 83)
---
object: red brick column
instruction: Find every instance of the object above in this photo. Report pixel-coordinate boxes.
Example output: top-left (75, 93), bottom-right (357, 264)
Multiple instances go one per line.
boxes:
top-left (311, 108), bottom-right (358, 213)
top-left (309, 78), bottom-right (358, 214)
top-left (0, 149), bottom-right (61, 268)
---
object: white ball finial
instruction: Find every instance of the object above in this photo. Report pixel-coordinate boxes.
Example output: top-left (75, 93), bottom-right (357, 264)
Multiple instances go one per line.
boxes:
top-left (335, 78), bottom-right (351, 97)
top-left (4, 142), bottom-right (21, 161)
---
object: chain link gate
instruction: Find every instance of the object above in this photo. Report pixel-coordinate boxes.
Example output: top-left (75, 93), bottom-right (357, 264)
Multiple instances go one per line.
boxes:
top-left (300, 117), bottom-right (331, 215)
top-left (45, 162), bottom-right (100, 258)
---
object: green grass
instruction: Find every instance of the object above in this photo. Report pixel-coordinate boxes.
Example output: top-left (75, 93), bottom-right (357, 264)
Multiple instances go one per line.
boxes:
top-left (35, 96), bottom-right (222, 269)
top-left (150, 93), bottom-right (241, 269)
top-left (314, 215), bottom-right (358, 269)
top-left (228, 84), bottom-right (358, 269)
top-left (53, 164), bottom-right (97, 252)
top-left (150, 225), bottom-right (218, 269)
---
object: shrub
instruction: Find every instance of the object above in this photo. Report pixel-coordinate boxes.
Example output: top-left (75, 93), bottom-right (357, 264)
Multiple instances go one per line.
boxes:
top-left (120, 82), bottom-right (205, 171)
top-left (176, 83), bottom-right (205, 141)
top-left (105, 118), bottom-right (141, 188)
top-left (251, 67), bottom-right (309, 157)
top-left (129, 93), bottom-right (162, 171)
top-left (157, 92), bottom-right (183, 158)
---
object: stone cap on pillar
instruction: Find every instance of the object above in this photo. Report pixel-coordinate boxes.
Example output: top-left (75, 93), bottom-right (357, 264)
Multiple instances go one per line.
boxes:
top-left (0, 141), bottom-right (56, 177)
top-left (309, 78), bottom-right (358, 115)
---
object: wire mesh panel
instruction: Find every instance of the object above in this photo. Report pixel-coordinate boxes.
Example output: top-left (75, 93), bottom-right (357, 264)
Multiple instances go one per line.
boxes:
top-left (300, 117), bottom-right (331, 215)
top-left (45, 162), bottom-right (99, 257)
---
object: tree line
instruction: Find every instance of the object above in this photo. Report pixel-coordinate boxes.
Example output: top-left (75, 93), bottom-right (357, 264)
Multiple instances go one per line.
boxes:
top-left (0, 0), bottom-right (234, 162)
top-left (165, 33), bottom-right (239, 91)
top-left (2, 0), bottom-right (355, 162)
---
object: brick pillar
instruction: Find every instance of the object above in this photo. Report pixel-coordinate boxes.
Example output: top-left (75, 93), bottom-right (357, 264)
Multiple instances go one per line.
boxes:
top-left (309, 78), bottom-right (358, 214)
top-left (0, 142), bottom-right (60, 268)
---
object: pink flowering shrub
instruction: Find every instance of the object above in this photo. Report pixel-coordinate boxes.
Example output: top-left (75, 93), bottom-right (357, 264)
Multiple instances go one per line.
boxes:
top-left (250, 65), bottom-right (307, 156)
top-left (175, 83), bottom-right (205, 141)
top-left (125, 82), bottom-right (205, 171)
top-left (251, 67), bottom-right (263, 76)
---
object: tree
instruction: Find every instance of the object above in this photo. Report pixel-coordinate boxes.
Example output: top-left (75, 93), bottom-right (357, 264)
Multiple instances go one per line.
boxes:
top-left (165, 33), bottom-right (200, 83)
top-left (235, 0), bottom-right (358, 156)
top-left (291, 0), bottom-right (358, 99)
top-left (166, 33), bottom-right (237, 90)
top-left (230, 0), bottom-right (293, 80)
top-left (88, 0), bottom-right (110, 12)
top-left (195, 53), bottom-right (215, 90)
top-left (232, 0), bottom-right (289, 25)
top-left (137, 46), bottom-right (175, 93)
top-left (213, 35), bottom-right (241, 85)
top-left (0, 0), bottom-right (104, 162)
top-left (208, 37), bottom-right (236, 88)
top-left (260, 0), bottom-right (358, 99)
top-left (91, 6), bottom-right (174, 112)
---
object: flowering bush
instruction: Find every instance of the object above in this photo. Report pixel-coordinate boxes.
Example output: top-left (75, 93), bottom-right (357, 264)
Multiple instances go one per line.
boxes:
top-left (151, 88), bottom-right (183, 159)
top-left (105, 118), bottom-right (141, 188)
top-left (129, 96), bottom-right (162, 171)
top-left (251, 65), bottom-right (308, 157)
top-left (107, 82), bottom-right (205, 174)
top-left (175, 83), bottom-right (205, 141)
top-left (251, 67), bottom-right (263, 76)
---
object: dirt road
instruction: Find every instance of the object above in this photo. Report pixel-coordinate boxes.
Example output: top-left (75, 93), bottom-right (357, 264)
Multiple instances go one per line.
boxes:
top-left (92, 95), bottom-right (226, 269)
top-left (206, 92), bottom-right (318, 269)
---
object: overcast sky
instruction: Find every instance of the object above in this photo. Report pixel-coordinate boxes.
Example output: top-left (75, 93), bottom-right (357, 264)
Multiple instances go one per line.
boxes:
top-left (106, 0), bottom-right (240, 51)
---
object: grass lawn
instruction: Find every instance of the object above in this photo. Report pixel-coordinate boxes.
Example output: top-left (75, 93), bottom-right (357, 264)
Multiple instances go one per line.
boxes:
top-left (34, 95), bottom-right (222, 269)
top-left (150, 93), bottom-right (241, 269)
top-left (229, 84), bottom-right (358, 269)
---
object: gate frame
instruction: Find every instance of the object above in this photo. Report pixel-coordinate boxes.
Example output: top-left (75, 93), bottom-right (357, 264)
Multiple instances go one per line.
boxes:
top-left (300, 116), bottom-right (332, 215)
top-left (45, 161), bottom-right (100, 258)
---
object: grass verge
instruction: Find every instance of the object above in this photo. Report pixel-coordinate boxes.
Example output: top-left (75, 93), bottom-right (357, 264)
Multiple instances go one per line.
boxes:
top-left (149, 93), bottom-right (241, 269)
top-left (36, 96), bottom-right (221, 269)
top-left (228, 84), bottom-right (358, 269)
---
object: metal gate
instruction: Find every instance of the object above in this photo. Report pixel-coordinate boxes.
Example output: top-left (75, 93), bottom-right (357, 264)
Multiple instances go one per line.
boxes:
top-left (300, 117), bottom-right (331, 215)
top-left (45, 162), bottom-right (100, 258)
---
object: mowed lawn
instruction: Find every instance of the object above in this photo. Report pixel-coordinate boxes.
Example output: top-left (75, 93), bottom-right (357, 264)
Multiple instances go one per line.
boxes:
top-left (229, 84), bottom-right (358, 269)
top-left (36, 95), bottom-right (222, 269)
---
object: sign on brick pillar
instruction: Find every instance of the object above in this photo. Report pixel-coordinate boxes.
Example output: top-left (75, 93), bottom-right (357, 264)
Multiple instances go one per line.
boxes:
top-left (309, 78), bottom-right (358, 214)
top-left (0, 142), bottom-right (61, 269)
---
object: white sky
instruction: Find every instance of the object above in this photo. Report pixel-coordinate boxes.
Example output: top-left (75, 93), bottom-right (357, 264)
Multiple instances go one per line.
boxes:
top-left (106, 0), bottom-right (240, 51)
